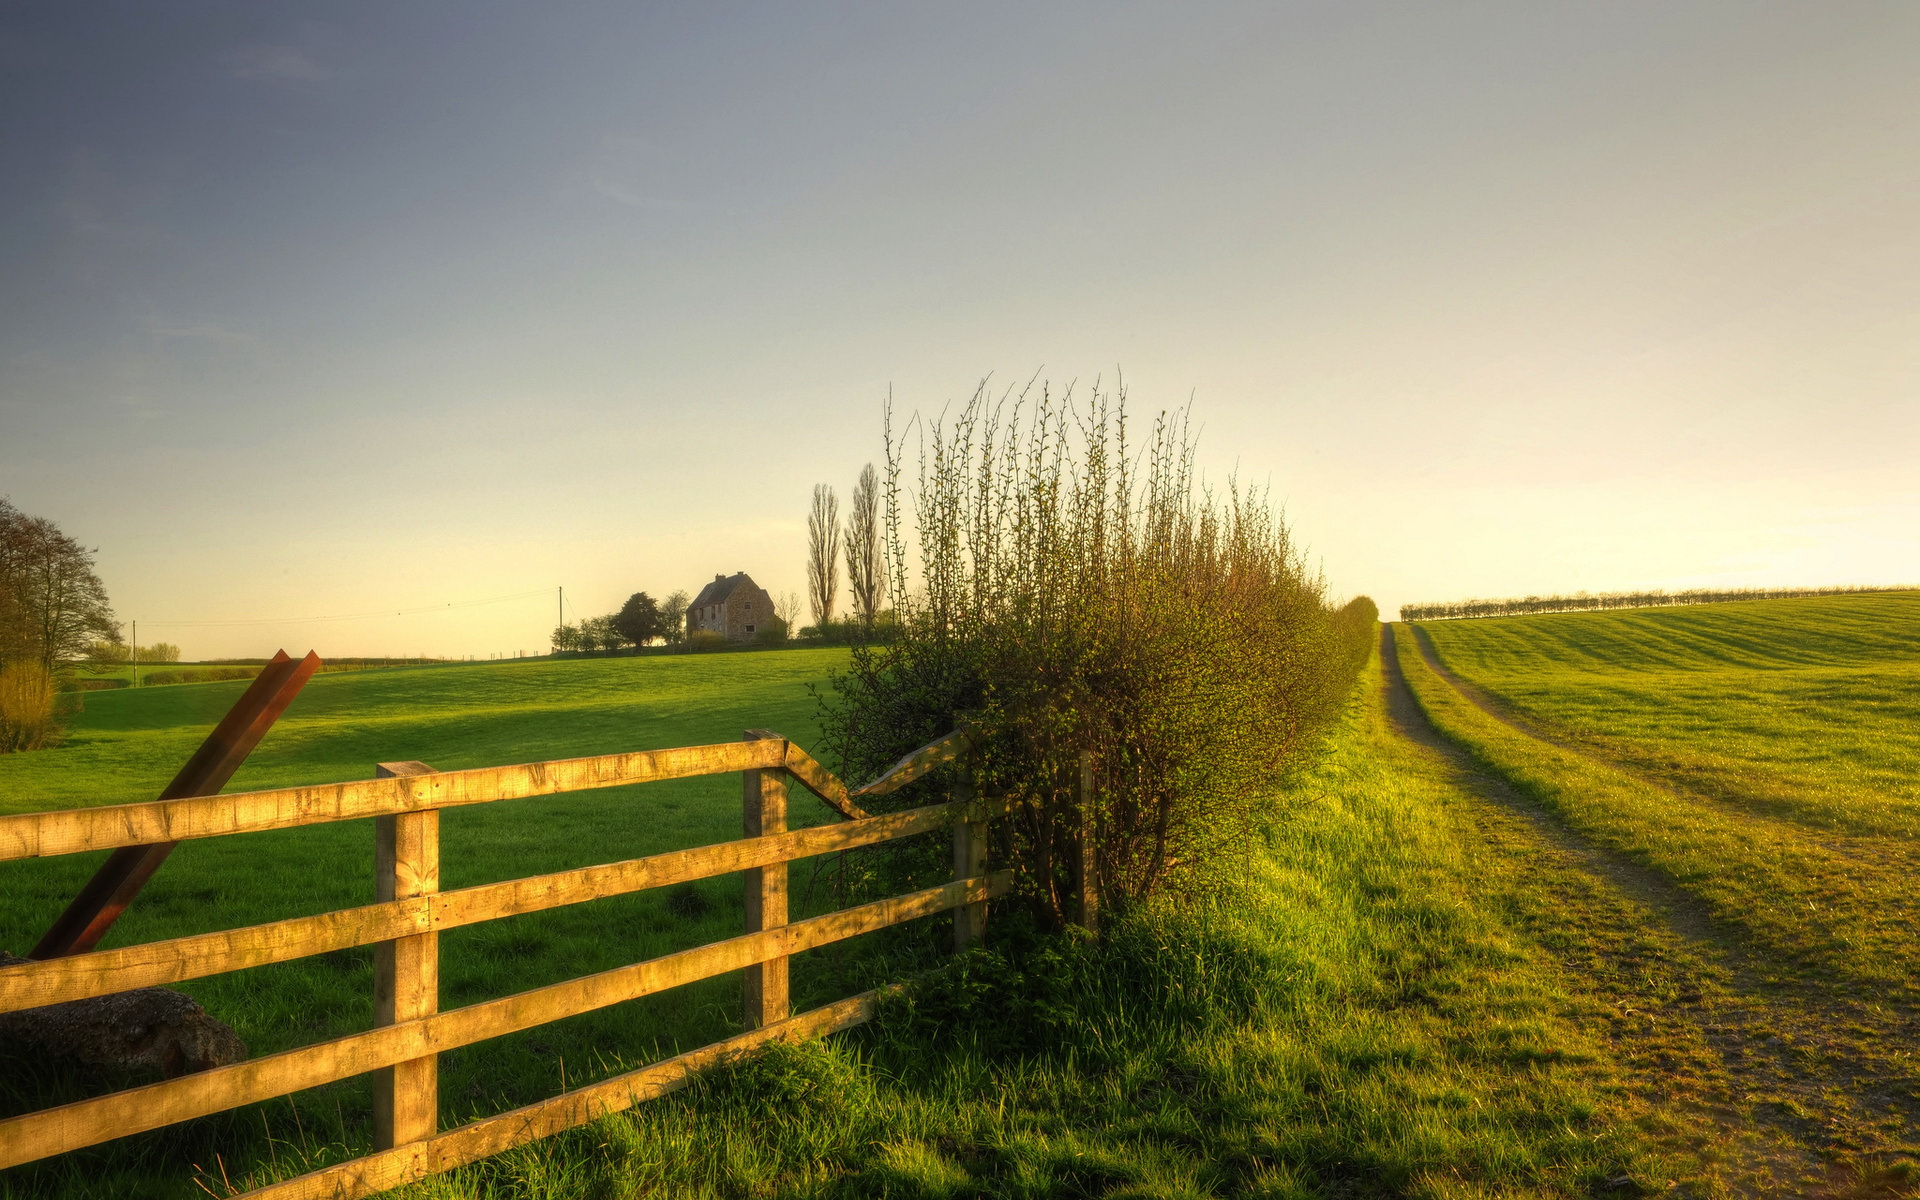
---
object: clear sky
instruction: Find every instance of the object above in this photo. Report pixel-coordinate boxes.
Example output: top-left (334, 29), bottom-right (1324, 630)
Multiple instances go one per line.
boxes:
top-left (3, 3), bottom-right (1915, 658)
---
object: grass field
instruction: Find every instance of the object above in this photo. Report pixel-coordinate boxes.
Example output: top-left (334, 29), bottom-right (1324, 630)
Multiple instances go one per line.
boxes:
top-left (1414, 592), bottom-right (1920, 839)
top-left (1, 649), bottom-right (872, 1199)
top-left (1399, 595), bottom-right (1920, 1193)
top-left (5, 604), bottom-right (1918, 1197)
top-left (291, 654), bottom-right (1719, 1199)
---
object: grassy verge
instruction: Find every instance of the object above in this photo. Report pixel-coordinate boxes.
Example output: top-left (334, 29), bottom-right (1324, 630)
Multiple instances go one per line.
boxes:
top-left (337, 655), bottom-right (1698, 1200)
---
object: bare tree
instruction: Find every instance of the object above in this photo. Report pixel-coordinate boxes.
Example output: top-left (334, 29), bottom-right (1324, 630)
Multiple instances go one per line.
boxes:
top-left (844, 463), bottom-right (887, 629)
top-left (776, 590), bottom-right (801, 628)
top-left (807, 484), bottom-right (841, 627)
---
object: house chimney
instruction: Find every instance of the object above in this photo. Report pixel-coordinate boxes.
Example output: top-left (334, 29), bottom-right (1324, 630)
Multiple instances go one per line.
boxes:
top-left (715, 573), bottom-right (725, 582)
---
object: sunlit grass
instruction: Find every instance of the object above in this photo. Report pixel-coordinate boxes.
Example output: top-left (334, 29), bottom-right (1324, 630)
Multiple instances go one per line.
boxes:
top-left (0, 648), bottom-right (867, 1199)
top-left (1414, 592), bottom-right (1920, 838)
top-left (1393, 618), bottom-right (1920, 1001)
top-left (348, 656), bottom-right (1686, 1199)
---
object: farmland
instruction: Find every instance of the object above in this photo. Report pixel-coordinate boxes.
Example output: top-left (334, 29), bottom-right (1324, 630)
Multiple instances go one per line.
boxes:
top-left (0, 641), bottom-right (1689, 1199)
top-left (1397, 593), bottom-right (1920, 1192)
top-left (4, 598), bottom-right (1918, 1197)
top-left (0, 649), bottom-right (866, 1197)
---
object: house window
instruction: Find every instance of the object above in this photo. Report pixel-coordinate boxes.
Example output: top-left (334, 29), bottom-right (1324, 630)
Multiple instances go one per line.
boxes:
top-left (746, 624), bottom-right (755, 632)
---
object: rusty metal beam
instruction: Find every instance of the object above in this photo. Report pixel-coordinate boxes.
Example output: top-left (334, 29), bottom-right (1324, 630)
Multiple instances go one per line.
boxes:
top-left (28, 650), bottom-right (323, 960)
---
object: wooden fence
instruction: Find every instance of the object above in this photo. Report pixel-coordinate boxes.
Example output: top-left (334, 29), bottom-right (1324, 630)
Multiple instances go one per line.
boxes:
top-left (0, 726), bottom-right (1001, 1198)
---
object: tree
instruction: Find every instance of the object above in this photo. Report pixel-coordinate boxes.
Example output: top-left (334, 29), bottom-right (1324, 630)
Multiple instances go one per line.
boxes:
top-left (0, 498), bottom-right (117, 675)
top-left (551, 624), bottom-right (580, 654)
top-left (776, 591), bottom-right (801, 628)
top-left (612, 592), bottom-right (664, 649)
top-left (807, 484), bottom-right (840, 627)
top-left (578, 614), bottom-right (621, 653)
top-left (659, 590), bottom-right (690, 644)
top-left (845, 462), bottom-right (887, 629)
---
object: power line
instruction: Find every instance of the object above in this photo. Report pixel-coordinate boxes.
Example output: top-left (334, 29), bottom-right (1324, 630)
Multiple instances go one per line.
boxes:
top-left (138, 588), bottom-right (556, 628)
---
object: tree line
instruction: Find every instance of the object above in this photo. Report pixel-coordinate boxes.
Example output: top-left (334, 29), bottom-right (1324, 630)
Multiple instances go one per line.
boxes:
top-left (1399, 583), bottom-right (1914, 622)
top-left (552, 589), bottom-right (688, 654)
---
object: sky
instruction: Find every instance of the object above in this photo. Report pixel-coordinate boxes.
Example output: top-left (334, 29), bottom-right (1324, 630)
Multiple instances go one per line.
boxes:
top-left (2, 2), bottom-right (1916, 659)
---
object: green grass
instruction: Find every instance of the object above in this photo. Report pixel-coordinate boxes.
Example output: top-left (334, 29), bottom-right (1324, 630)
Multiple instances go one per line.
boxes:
top-left (280, 656), bottom-right (1699, 1200)
top-left (1414, 592), bottom-right (1920, 839)
top-left (1392, 622), bottom-right (1920, 1000)
top-left (1, 649), bottom-right (868, 1199)
top-left (1394, 598), bottom-right (1920, 1189)
top-left (0, 645), bottom-right (1727, 1198)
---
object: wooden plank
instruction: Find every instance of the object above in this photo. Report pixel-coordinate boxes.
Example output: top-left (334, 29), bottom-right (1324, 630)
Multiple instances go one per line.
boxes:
top-left (0, 802), bottom-right (962, 1013)
top-left (0, 873), bottom-right (1012, 1168)
top-left (952, 765), bottom-right (988, 951)
top-left (372, 761), bottom-right (438, 1151)
top-left (742, 731), bottom-right (789, 1029)
top-left (850, 728), bottom-right (973, 800)
top-left (0, 739), bottom-right (786, 863)
top-left (781, 742), bottom-right (868, 820)
top-left (237, 989), bottom-right (893, 1200)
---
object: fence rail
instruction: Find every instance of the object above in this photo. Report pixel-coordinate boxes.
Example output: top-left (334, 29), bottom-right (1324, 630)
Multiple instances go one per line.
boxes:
top-left (0, 726), bottom-right (995, 1198)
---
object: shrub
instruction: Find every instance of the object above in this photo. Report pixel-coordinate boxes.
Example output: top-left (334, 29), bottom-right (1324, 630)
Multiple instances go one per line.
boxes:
top-left (754, 617), bottom-right (791, 645)
top-left (818, 380), bottom-right (1376, 926)
top-left (686, 630), bottom-right (729, 652)
top-left (0, 661), bottom-right (61, 752)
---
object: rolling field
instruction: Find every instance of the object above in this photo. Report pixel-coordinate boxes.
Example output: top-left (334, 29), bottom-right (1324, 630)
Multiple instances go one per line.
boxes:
top-left (0, 648), bottom-right (867, 1198)
top-left (1398, 594), bottom-right (1920, 1194)
top-left (5, 604), bottom-right (1918, 1197)
top-left (2, 644), bottom-right (1720, 1199)
top-left (1414, 592), bottom-right (1920, 838)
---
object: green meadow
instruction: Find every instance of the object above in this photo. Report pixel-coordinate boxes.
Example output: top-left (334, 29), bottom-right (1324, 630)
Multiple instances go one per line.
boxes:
top-left (1, 649), bottom-right (872, 1198)
top-left (3, 644), bottom-right (1719, 1199)
top-left (7, 599), bottom-right (1919, 1196)
top-left (1413, 591), bottom-right (1920, 838)
top-left (1398, 595), bottom-right (1920, 1190)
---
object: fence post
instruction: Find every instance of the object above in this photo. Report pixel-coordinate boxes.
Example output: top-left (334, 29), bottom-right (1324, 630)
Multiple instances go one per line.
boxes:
top-left (952, 741), bottom-right (987, 950)
top-left (373, 761), bottom-right (440, 1151)
top-left (741, 730), bottom-right (788, 1029)
top-left (1074, 751), bottom-right (1099, 932)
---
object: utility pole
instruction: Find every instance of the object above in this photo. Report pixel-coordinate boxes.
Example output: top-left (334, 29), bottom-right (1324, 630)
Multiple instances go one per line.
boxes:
top-left (131, 620), bottom-right (138, 688)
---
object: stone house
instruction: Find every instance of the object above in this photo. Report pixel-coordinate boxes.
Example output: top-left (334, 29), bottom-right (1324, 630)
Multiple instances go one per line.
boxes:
top-left (687, 572), bottom-right (775, 642)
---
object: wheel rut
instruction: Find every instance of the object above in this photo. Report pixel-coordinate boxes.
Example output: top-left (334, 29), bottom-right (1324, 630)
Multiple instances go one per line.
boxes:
top-left (1378, 625), bottom-right (1920, 1199)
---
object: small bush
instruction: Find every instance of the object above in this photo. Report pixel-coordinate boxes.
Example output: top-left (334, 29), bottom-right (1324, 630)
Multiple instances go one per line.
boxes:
top-left (754, 617), bottom-right (791, 645)
top-left (0, 661), bottom-right (61, 752)
top-left (819, 380), bottom-right (1377, 926)
top-left (686, 630), bottom-right (730, 652)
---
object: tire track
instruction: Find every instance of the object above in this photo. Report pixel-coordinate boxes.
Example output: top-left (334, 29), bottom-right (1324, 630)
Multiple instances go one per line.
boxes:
top-left (1378, 625), bottom-right (1920, 1198)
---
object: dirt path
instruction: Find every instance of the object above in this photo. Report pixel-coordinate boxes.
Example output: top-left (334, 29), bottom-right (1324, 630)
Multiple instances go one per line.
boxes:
top-left (1378, 626), bottom-right (1920, 1199)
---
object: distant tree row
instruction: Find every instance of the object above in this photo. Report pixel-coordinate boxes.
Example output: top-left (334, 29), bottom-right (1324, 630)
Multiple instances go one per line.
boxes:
top-left (550, 588), bottom-right (693, 654)
top-left (84, 639), bottom-right (181, 665)
top-left (1400, 584), bottom-right (1914, 622)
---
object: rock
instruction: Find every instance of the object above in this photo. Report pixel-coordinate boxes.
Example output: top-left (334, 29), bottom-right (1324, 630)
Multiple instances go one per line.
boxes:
top-left (0, 952), bottom-right (247, 1078)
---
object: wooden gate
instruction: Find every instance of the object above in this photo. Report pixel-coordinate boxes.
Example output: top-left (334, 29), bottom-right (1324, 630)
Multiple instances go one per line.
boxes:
top-left (0, 726), bottom-right (999, 1198)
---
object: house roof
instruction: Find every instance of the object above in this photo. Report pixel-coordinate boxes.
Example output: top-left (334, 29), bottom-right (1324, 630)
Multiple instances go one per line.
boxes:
top-left (690, 572), bottom-right (759, 609)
